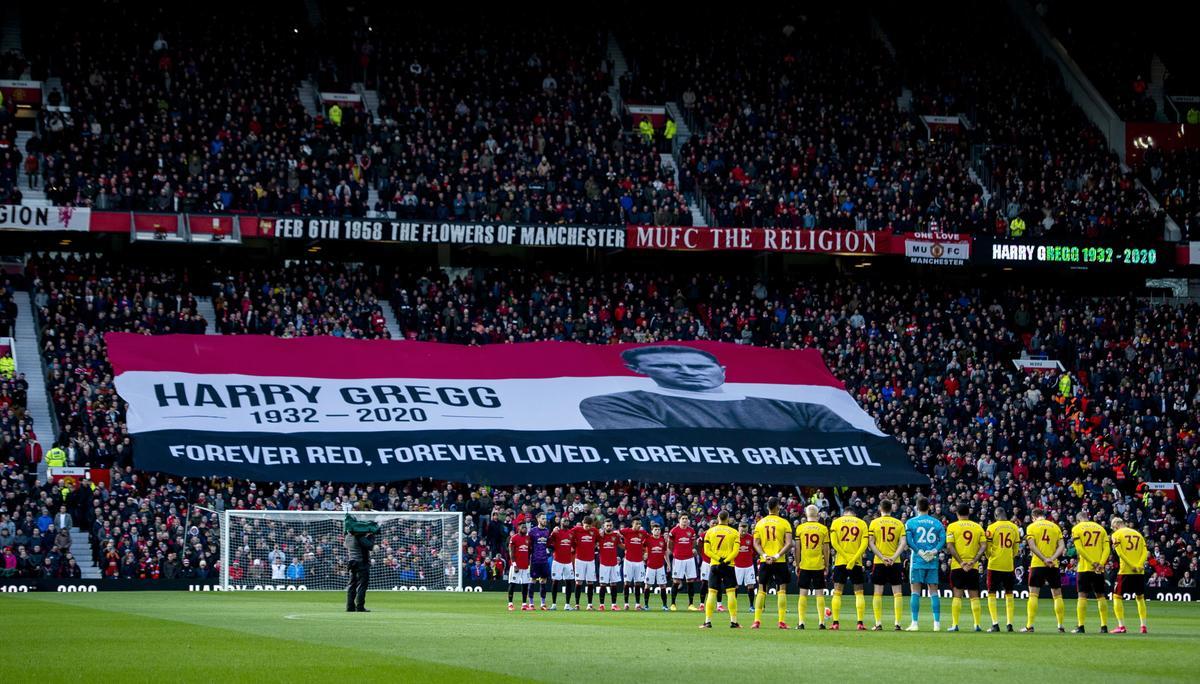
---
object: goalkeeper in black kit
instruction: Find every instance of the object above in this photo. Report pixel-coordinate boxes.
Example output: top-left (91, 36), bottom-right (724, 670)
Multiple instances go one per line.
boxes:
top-left (345, 513), bottom-right (379, 612)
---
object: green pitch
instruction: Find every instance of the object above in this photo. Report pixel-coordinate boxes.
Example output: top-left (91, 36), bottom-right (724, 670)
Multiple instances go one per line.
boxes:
top-left (6, 592), bottom-right (1198, 682)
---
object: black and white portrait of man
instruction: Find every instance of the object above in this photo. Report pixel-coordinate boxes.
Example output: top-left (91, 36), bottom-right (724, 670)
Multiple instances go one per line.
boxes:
top-left (578, 346), bottom-right (856, 431)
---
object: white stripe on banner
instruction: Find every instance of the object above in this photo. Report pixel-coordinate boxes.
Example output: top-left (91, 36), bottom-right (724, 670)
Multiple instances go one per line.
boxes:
top-left (116, 372), bottom-right (885, 436)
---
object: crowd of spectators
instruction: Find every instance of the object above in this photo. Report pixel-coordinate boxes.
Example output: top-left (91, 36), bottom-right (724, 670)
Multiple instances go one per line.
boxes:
top-left (210, 261), bottom-right (390, 338)
top-left (28, 253), bottom-right (205, 470)
top-left (881, 2), bottom-right (1164, 241)
top-left (21, 3), bottom-right (379, 216)
top-left (3, 254), bottom-right (1198, 590)
top-left (619, 11), bottom-right (979, 233)
top-left (1038, 1), bottom-right (1159, 122)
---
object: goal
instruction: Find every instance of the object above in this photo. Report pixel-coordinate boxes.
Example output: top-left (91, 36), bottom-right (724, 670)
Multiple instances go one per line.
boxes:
top-left (218, 510), bottom-right (463, 591)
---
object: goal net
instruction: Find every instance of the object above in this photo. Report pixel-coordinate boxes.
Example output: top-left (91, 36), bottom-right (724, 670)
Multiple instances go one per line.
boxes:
top-left (219, 510), bottom-right (462, 591)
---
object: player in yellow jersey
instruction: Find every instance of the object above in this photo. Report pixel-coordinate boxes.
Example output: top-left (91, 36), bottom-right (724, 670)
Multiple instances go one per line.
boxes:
top-left (793, 504), bottom-right (830, 629)
top-left (1021, 508), bottom-right (1066, 633)
top-left (1070, 512), bottom-right (1111, 634)
top-left (867, 499), bottom-right (906, 631)
top-left (984, 507), bottom-right (1021, 632)
top-left (1110, 517), bottom-right (1149, 634)
top-left (751, 497), bottom-right (793, 629)
top-left (945, 503), bottom-right (986, 632)
top-left (699, 511), bottom-right (742, 629)
top-left (829, 504), bottom-right (869, 631)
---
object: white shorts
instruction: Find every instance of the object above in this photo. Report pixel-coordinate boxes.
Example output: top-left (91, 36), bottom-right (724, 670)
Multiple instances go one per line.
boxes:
top-left (645, 566), bottom-right (667, 585)
top-left (551, 560), bottom-right (575, 580)
top-left (599, 564), bottom-right (622, 584)
top-left (672, 557), bottom-right (698, 580)
top-left (509, 567), bottom-right (531, 584)
top-left (700, 561), bottom-right (711, 581)
top-left (623, 560), bottom-right (646, 584)
top-left (574, 559), bottom-right (597, 583)
top-left (735, 566), bottom-right (757, 586)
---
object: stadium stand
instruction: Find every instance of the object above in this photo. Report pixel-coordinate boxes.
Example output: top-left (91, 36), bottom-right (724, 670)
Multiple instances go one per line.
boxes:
top-left (1, 1), bottom-right (1197, 597)
top-left (5, 257), bottom-right (1197, 589)
top-left (880, 2), bottom-right (1164, 241)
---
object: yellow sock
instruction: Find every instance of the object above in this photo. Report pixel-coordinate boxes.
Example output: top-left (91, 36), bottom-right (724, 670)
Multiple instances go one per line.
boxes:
top-left (1026, 596), bottom-right (1038, 628)
top-left (988, 595), bottom-right (999, 625)
top-left (951, 597), bottom-right (962, 627)
top-left (970, 598), bottom-right (982, 628)
top-left (893, 594), bottom-right (904, 626)
top-left (1076, 597), bottom-right (1088, 627)
top-left (705, 589), bottom-right (716, 622)
top-left (798, 594), bottom-right (808, 625)
top-left (873, 594), bottom-right (883, 626)
top-left (817, 595), bottom-right (827, 625)
top-left (855, 591), bottom-right (865, 622)
top-left (726, 589), bottom-right (738, 623)
top-left (1112, 596), bottom-right (1125, 626)
top-left (1005, 595), bottom-right (1015, 626)
top-left (777, 591), bottom-right (787, 624)
top-left (1136, 597), bottom-right (1147, 625)
top-left (1097, 597), bottom-right (1108, 628)
top-left (831, 592), bottom-right (843, 622)
top-left (1053, 596), bottom-right (1065, 627)
top-left (754, 590), bottom-right (765, 622)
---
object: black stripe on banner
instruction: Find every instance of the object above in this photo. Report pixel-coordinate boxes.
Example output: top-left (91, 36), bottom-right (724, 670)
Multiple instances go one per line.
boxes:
top-left (132, 428), bottom-right (926, 486)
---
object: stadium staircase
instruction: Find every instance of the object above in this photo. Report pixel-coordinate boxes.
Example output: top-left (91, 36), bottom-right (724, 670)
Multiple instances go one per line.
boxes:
top-left (16, 292), bottom-right (54, 476)
top-left (0, 5), bottom-right (22, 56)
top-left (605, 32), bottom-right (627, 115)
top-left (15, 131), bottom-right (49, 206)
top-left (302, 0), bottom-right (321, 28)
top-left (196, 297), bottom-right (219, 335)
top-left (69, 530), bottom-right (102, 579)
top-left (355, 82), bottom-right (381, 124)
top-left (1149, 55), bottom-right (1169, 123)
top-left (298, 80), bottom-right (321, 119)
top-left (380, 301), bottom-right (403, 340)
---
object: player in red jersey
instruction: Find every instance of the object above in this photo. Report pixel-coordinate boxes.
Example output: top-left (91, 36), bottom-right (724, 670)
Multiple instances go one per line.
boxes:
top-left (620, 519), bottom-right (649, 610)
top-left (597, 519), bottom-right (623, 610)
top-left (548, 521), bottom-right (575, 611)
top-left (644, 523), bottom-right (671, 610)
top-left (571, 515), bottom-right (600, 610)
top-left (735, 520), bottom-right (757, 609)
top-left (669, 514), bottom-right (699, 611)
top-left (507, 521), bottom-right (532, 611)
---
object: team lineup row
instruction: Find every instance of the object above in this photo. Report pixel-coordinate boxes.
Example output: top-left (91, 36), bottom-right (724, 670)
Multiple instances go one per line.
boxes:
top-left (503, 497), bottom-right (1152, 634)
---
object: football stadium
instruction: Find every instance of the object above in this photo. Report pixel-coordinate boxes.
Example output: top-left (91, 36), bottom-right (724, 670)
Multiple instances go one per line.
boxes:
top-left (2, 0), bottom-right (1200, 681)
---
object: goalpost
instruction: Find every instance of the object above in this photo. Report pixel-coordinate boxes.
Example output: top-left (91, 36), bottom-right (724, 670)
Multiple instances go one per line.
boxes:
top-left (218, 510), bottom-right (463, 591)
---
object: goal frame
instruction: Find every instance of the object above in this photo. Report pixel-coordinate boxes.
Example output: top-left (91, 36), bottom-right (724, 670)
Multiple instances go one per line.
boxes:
top-left (218, 509), bottom-right (463, 591)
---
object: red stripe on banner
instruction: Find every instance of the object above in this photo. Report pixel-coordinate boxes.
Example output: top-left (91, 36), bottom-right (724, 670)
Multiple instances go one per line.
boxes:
top-left (187, 215), bottom-right (234, 236)
top-left (104, 333), bottom-right (845, 387)
top-left (133, 214), bottom-right (181, 234)
top-left (89, 211), bottom-right (131, 233)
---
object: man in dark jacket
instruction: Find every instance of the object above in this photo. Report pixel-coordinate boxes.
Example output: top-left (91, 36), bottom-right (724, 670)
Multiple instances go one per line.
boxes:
top-left (345, 524), bottom-right (375, 612)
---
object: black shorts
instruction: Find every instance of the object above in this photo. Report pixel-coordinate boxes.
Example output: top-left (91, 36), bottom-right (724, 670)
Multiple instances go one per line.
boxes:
top-left (708, 564), bottom-right (737, 592)
top-left (986, 570), bottom-right (1015, 593)
top-left (950, 568), bottom-right (981, 592)
top-left (1115, 573), bottom-right (1146, 597)
top-left (796, 569), bottom-right (826, 591)
top-left (1077, 571), bottom-right (1107, 596)
top-left (871, 562), bottom-right (903, 586)
top-left (758, 562), bottom-right (791, 589)
top-left (831, 564), bottom-right (865, 586)
top-left (1028, 566), bottom-right (1061, 589)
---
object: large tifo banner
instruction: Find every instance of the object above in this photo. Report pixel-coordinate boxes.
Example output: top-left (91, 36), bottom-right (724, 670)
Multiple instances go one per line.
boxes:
top-left (109, 335), bottom-right (922, 486)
